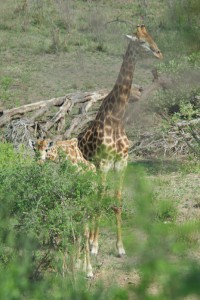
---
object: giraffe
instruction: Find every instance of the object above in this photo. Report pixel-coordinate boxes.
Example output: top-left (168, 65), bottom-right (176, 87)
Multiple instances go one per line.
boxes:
top-left (29, 137), bottom-right (96, 278)
top-left (29, 137), bottom-right (96, 172)
top-left (78, 25), bottom-right (163, 257)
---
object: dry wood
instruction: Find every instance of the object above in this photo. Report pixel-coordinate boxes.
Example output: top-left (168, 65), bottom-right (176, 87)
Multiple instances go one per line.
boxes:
top-left (176, 118), bottom-right (200, 128)
top-left (129, 120), bottom-right (200, 158)
top-left (63, 112), bottom-right (96, 139)
top-left (0, 90), bottom-right (107, 128)
top-left (1, 90), bottom-right (109, 146)
top-left (2, 70), bottom-right (186, 155)
top-left (0, 68), bottom-right (169, 130)
top-left (0, 70), bottom-right (169, 130)
top-left (0, 96), bottom-right (66, 127)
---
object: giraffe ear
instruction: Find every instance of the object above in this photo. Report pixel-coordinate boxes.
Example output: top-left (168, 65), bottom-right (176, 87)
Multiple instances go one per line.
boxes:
top-left (140, 24), bottom-right (148, 35)
top-left (125, 35), bottom-right (138, 42)
top-left (71, 138), bottom-right (78, 145)
top-left (48, 141), bottom-right (54, 148)
top-left (29, 139), bottom-right (35, 149)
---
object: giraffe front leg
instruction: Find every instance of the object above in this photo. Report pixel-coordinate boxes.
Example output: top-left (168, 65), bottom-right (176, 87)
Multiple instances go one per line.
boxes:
top-left (90, 166), bottom-right (108, 255)
top-left (89, 225), bottom-right (95, 249)
top-left (112, 202), bottom-right (126, 257)
top-left (84, 224), bottom-right (94, 278)
top-left (75, 236), bottom-right (82, 270)
top-left (90, 217), bottom-right (99, 255)
top-left (113, 162), bottom-right (127, 257)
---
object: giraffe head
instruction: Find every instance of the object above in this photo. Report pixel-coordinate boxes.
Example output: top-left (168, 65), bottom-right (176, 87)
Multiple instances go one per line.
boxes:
top-left (126, 24), bottom-right (163, 59)
top-left (130, 84), bottom-right (143, 102)
top-left (29, 137), bottom-right (96, 172)
top-left (29, 138), bottom-right (54, 162)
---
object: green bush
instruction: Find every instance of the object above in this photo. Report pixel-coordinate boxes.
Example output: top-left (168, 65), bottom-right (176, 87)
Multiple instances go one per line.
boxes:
top-left (124, 168), bottom-right (200, 299)
top-left (0, 142), bottom-right (129, 299)
top-left (0, 144), bottom-right (200, 299)
top-left (165, 0), bottom-right (200, 51)
top-left (0, 142), bottom-right (99, 276)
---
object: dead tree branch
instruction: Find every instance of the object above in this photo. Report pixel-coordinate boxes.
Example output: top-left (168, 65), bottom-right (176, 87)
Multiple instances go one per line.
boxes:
top-left (0, 96), bottom-right (66, 127)
top-left (176, 118), bottom-right (200, 128)
top-left (0, 90), bottom-right (107, 128)
top-left (1, 90), bottom-right (107, 146)
top-left (1, 70), bottom-right (179, 153)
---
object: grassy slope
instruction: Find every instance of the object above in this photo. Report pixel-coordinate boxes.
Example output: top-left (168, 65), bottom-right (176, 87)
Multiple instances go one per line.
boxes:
top-left (0, 0), bottom-right (165, 107)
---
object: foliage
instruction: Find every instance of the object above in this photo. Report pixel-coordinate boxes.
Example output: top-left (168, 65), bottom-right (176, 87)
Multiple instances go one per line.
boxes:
top-left (0, 142), bottom-right (99, 276)
top-left (145, 58), bottom-right (200, 157)
top-left (148, 86), bottom-right (200, 117)
top-left (124, 166), bottom-right (200, 299)
top-left (0, 143), bottom-right (200, 298)
top-left (165, 0), bottom-right (200, 51)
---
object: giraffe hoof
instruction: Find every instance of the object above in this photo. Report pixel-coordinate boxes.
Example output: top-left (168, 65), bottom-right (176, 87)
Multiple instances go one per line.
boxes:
top-left (117, 253), bottom-right (126, 258)
top-left (91, 244), bottom-right (98, 256)
top-left (117, 247), bottom-right (126, 257)
top-left (86, 271), bottom-right (94, 279)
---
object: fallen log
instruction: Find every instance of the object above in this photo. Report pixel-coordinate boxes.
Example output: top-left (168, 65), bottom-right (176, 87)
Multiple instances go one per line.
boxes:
top-left (1, 71), bottom-right (174, 148)
top-left (0, 96), bottom-right (66, 127)
top-left (0, 90), bottom-right (107, 128)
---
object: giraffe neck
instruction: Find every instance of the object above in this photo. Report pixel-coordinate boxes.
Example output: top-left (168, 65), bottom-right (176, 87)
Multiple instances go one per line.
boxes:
top-left (114, 40), bottom-right (137, 92)
top-left (78, 40), bottom-right (139, 162)
top-left (96, 40), bottom-right (138, 123)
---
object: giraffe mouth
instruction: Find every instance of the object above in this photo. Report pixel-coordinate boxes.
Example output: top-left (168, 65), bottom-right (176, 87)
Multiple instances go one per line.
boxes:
top-left (129, 93), bottom-right (141, 102)
top-left (129, 85), bottom-right (143, 102)
top-left (151, 48), bottom-right (163, 59)
top-left (37, 159), bottom-right (45, 164)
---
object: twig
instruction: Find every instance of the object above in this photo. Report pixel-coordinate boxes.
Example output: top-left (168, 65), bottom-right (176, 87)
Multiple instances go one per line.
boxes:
top-left (105, 17), bottom-right (135, 28)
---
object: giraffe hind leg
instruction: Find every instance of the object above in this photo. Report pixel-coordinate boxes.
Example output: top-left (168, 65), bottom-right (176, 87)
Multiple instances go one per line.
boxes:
top-left (75, 225), bottom-right (94, 278)
top-left (84, 224), bottom-right (94, 278)
top-left (113, 161), bottom-right (127, 257)
top-left (90, 216), bottom-right (99, 256)
top-left (113, 205), bottom-right (126, 257)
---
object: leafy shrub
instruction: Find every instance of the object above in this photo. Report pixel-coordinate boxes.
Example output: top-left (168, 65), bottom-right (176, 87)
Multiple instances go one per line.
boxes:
top-left (0, 142), bottom-right (100, 276)
top-left (144, 60), bottom-right (200, 157)
top-left (0, 144), bottom-right (200, 299)
top-left (165, 0), bottom-right (200, 51)
top-left (124, 168), bottom-right (200, 299)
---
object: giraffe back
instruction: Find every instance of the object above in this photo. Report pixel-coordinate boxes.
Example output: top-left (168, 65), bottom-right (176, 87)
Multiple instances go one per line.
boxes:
top-left (78, 84), bottom-right (142, 162)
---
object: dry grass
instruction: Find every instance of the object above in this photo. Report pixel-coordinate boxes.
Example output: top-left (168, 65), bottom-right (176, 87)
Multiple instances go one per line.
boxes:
top-left (0, 0), bottom-right (165, 108)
